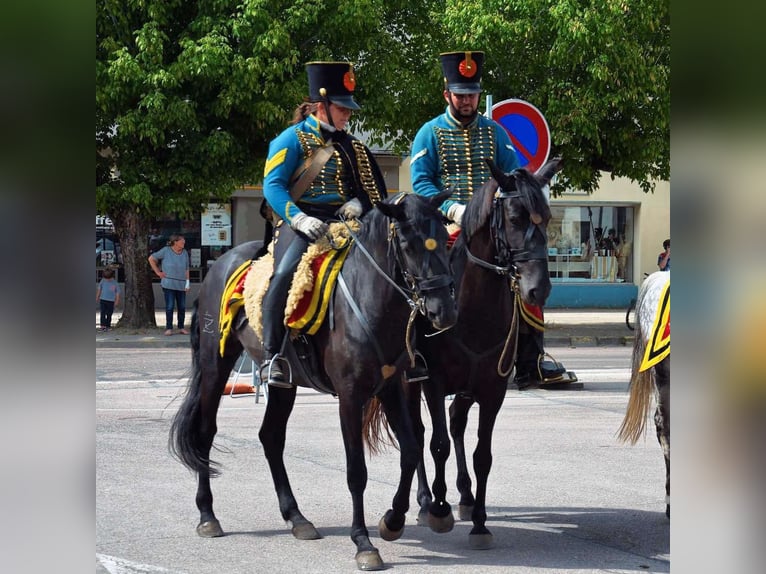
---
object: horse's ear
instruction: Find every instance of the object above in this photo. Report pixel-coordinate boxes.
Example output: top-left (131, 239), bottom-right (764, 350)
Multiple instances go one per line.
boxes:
top-left (376, 196), bottom-right (406, 220)
top-left (433, 186), bottom-right (454, 208)
top-left (485, 159), bottom-right (513, 189)
top-left (535, 156), bottom-right (563, 187)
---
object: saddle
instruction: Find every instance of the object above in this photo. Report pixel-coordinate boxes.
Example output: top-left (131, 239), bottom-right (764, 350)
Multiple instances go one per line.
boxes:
top-left (216, 222), bottom-right (361, 393)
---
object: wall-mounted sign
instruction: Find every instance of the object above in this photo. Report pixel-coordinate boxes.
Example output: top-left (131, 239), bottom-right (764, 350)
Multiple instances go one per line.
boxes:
top-left (201, 203), bottom-right (232, 246)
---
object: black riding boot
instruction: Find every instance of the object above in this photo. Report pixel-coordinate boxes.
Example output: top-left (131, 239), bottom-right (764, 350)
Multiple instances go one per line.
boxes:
top-left (513, 326), bottom-right (566, 390)
top-left (260, 303), bottom-right (289, 388)
top-left (259, 229), bottom-right (308, 389)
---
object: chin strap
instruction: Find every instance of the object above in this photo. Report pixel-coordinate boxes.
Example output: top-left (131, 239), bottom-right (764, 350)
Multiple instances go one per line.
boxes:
top-left (319, 88), bottom-right (335, 130)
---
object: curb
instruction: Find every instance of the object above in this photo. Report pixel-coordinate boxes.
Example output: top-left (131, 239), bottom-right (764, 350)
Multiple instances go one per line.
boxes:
top-left (97, 335), bottom-right (634, 349)
top-left (546, 336), bottom-right (633, 348)
top-left (96, 338), bottom-right (191, 348)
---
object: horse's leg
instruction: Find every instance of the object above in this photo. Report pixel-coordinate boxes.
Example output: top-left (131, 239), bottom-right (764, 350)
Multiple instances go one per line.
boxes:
top-left (258, 386), bottom-right (321, 540)
top-left (461, 389), bottom-right (504, 550)
top-left (401, 378), bottom-right (432, 525)
top-left (421, 375), bottom-right (455, 533)
top-left (194, 349), bottom-right (239, 537)
top-left (376, 383), bottom-right (419, 542)
top-left (654, 357), bottom-right (670, 518)
top-left (449, 393), bottom-right (476, 521)
top-left (338, 394), bottom-right (384, 571)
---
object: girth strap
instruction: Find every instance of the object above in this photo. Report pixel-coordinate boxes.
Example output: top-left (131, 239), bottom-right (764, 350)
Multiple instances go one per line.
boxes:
top-left (337, 271), bottom-right (387, 368)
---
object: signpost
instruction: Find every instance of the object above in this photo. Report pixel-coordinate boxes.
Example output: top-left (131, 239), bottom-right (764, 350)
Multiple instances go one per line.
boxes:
top-left (491, 98), bottom-right (551, 173)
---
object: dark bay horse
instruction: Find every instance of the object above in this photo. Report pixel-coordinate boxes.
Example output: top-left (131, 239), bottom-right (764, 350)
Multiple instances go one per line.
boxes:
top-left (404, 158), bottom-right (561, 549)
top-left (618, 270), bottom-right (670, 518)
top-left (170, 191), bottom-right (457, 571)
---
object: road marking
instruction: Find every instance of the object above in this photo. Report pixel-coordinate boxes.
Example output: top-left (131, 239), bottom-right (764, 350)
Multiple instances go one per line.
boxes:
top-left (97, 553), bottom-right (187, 574)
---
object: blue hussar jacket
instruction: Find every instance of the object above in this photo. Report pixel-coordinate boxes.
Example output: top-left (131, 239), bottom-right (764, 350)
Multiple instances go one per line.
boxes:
top-left (263, 114), bottom-right (386, 224)
top-left (410, 107), bottom-right (520, 216)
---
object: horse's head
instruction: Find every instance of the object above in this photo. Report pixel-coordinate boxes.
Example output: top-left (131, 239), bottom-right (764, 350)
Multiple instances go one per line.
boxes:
top-left (376, 191), bottom-right (458, 331)
top-left (470, 157), bottom-right (563, 307)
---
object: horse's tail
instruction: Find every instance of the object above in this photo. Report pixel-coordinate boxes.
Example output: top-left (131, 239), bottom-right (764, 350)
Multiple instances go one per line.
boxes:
top-left (617, 310), bottom-right (655, 445)
top-left (362, 396), bottom-right (398, 456)
top-left (169, 299), bottom-right (222, 477)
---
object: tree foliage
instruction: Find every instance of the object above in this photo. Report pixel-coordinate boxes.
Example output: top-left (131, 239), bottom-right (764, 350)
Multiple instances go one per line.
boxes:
top-left (436, 0), bottom-right (670, 193)
top-left (97, 0), bottom-right (669, 325)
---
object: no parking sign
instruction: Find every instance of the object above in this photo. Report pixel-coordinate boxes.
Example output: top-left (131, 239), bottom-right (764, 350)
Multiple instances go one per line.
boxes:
top-left (491, 99), bottom-right (551, 173)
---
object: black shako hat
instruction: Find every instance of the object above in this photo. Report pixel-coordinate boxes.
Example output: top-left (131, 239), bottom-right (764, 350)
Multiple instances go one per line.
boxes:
top-left (306, 62), bottom-right (360, 110)
top-left (440, 51), bottom-right (485, 94)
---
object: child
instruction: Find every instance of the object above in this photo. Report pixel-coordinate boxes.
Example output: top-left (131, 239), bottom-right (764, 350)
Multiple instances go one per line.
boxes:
top-left (96, 268), bottom-right (121, 331)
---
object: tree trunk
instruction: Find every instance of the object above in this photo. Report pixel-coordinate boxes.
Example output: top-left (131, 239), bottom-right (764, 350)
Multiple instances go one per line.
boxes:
top-left (113, 208), bottom-right (156, 328)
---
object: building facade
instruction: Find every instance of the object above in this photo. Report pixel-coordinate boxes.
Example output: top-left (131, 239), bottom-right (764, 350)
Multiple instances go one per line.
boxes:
top-left (97, 153), bottom-right (668, 309)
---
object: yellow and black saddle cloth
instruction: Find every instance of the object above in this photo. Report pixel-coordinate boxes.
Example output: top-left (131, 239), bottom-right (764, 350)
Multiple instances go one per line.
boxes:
top-left (284, 224), bottom-right (355, 334)
top-left (219, 221), bottom-right (359, 357)
top-left (219, 259), bottom-right (255, 357)
top-left (639, 279), bottom-right (670, 372)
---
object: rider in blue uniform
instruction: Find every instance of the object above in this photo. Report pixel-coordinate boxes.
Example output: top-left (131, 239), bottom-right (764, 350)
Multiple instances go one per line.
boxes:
top-left (261, 62), bottom-right (387, 387)
top-left (410, 51), bottom-right (576, 389)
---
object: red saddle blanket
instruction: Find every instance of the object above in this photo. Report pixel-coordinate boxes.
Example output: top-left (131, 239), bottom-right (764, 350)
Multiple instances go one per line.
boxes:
top-left (286, 244), bottom-right (351, 335)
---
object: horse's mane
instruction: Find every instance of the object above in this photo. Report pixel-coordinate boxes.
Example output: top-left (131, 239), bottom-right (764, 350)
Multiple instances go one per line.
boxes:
top-left (356, 202), bottom-right (390, 247)
top-left (354, 193), bottom-right (437, 271)
top-left (460, 169), bottom-right (551, 243)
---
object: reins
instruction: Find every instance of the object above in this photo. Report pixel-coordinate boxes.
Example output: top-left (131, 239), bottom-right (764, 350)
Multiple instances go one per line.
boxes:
top-left (462, 176), bottom-right (548, 377)
top-left (337, 201), bottom-right (452, 368)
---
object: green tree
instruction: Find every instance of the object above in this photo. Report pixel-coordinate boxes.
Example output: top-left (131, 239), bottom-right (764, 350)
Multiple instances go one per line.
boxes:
top-left (97, 0), bottom-right (668, 326)
top-left (96, 0), bottom-right (440, 327)
top-left (436, 0), bottom-right (670, 193)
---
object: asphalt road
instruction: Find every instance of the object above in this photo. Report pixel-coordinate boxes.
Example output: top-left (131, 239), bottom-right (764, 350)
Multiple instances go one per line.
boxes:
top-left (96, 346), bottom-right (669, 574)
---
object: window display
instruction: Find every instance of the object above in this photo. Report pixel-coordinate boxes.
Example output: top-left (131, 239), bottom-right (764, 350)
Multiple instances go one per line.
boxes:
top-left (547, 205), bottom-right (634, 283)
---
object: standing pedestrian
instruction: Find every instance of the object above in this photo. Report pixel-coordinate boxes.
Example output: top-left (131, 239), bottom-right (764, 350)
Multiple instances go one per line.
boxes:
top-left (148, 234), bottom-right (190, 335)
top-left (96, 268), bottom-right (120, 331)
top-left (657, 238), bottom-right (670, 271)
top-left (410, 50), bottom-right (576, 389)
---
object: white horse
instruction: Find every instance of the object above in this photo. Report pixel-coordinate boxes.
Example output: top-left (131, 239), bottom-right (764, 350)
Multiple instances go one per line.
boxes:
top-left (618, 271), bottom-right (670, 518)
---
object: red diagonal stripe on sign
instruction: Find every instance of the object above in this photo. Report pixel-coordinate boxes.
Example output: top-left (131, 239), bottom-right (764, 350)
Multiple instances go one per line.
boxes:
top-left (507, 132), bottom-right (533, 165)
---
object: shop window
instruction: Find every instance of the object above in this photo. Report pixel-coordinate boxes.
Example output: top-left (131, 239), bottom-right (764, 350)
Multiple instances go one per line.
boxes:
top-left (148, 208), bottom-right (232, 283)
top-left (547, 205), bottom-right (634, 283)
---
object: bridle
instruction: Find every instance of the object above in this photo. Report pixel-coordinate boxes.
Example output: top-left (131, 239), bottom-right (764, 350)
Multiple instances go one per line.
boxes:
top-left (465, 172), bottom-right (548, 278)
top-left (462, 171), bottom-right (549, 376)
top-left (390, 214), bottom-right (455, 308)
top-left (336, 194), bottom-right (454, 369)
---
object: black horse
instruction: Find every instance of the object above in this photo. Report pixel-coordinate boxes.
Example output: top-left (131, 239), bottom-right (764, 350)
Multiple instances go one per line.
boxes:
top-left (618, 270), bottom-right (670, 518)
top-left (404, 158), bottom-right (560, 549)
top-left (170, 191), bottom-right (457, 571)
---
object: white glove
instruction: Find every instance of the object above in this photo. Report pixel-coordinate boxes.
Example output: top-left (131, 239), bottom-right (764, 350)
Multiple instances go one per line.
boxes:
top-left (446, 203), bottom-right (466, 226)
top-left (291, 213), bottom-right (329, 241)
top-left (337, 197), bottom-right (363, 219)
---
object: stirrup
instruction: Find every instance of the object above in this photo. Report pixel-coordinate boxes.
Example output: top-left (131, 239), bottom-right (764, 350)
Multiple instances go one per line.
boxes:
top-left (261, 354), bottom-right (293, 389)
top-left (537, 352), bottom-right (577, 385)
top-left (404, 351), bottom-right (429, 383)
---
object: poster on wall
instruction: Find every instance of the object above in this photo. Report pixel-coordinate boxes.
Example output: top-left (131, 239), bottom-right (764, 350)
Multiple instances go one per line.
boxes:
top-left (201, 203), bottom-right (232, 246)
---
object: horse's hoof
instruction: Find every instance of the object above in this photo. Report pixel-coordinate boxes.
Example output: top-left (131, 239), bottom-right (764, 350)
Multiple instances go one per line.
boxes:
top-left (427, 510), bottom-right (455, 533)
top-left (355, 549), bottom-right (384, 571)
top-left (416, 507), bottom-right (429, 526)
top-left (378, 516), bottom-right (403, 541)
top-left (469, 532), bottom-right (494, 550)
top-left (291, 521), bottom-right (321, 540)
top-left (196, 519), bottom-right (224, 538)
top-left (458, 504), bottom-right (473, 521)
